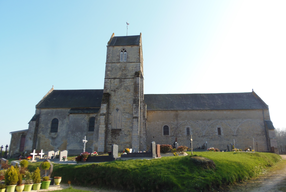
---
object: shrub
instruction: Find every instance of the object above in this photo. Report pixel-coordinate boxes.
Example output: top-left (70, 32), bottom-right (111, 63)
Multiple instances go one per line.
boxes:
top-left (32, 167), bottom-right (41, 184)
top-left (41, 162), bottom-right (50, 171)
top-left (24, 171), bottom-right (33, 184)
top-left (160, 144), bottom-right (173, 153)
top-left (20, 160), bottom-right (29, 168)
top-left (207, 147), bottom-right (220, 152)
top-left (17, 168), bottom-right (23, 185)
top-left (173, 152), bottom-right (178, 156)
top-left (5, 166), bottom-right (18, 185)
top-left (176, 146), bottom-right (188, 152)
top-left (0, 184), bottom-right (6, 189)
top-left (42, 176), bottom-right (50, 181)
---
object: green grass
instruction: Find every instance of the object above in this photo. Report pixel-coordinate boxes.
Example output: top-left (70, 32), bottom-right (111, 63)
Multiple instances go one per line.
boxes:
top-left (27, 152), bottom-right (282, 192)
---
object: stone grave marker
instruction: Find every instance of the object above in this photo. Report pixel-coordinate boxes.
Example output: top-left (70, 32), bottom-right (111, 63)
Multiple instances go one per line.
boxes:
top-left (175, 142), bottom-right (179, 149)
top-left (4, 145), bottom-right (8, 158)
top-left (111, 144), bottom-right (118, 158)
top-left (156, 144), bottom-right (161, 158)
top-left (11, 161), bottom-right (20, 167)
top-left (0, 146), bottom-right (3, 158)
top-left (39, 149), bottom-right (45, 159)
top-left (0, 158), bottom-right (8, 169)
top-left (59, 150), bottom-right (68, 161)
top-left (47, 151), bottom-right (55, 159)
top-left (30, 149), bottom-right (37, 161)
top-left (151, 141), bottom-right (156, 158)
top-left (40, 160), bottom-right (53, 178)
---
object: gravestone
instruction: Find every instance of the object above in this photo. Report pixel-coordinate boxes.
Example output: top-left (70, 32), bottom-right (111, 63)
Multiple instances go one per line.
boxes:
top-left (111, 144), bottom-right (118, 158)
top-left (47, 151), bottom-right (55, 159)
top-left (156, 144), bottom-right (161, 158)
top-left (4, 145), bottom-right (8, 158)
top-left (59, 150), bottom-right (68, 161)
top-left (0, 146), bottom-right (3, 158)
top-left (151, 141), bottom-right (156, 158)
top-left (30, 149), bottom-right (37, 161)
top-left (11, 161), bottom-right (20, 167)
top-left (174, 142), bottom-right (178, 149)
top-left (0, 158), bottom-right (8, 169)
top-left (40, 160), bottom-right (53, 178)
top-left (39, 149), bottom-right (45, 159)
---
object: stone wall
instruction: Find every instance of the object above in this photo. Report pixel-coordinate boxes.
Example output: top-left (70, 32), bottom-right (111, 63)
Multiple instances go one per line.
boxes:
top-left (146, 109), bottom-right (269, 151)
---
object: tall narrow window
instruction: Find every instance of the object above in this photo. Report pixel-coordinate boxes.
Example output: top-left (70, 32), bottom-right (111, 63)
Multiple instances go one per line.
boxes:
top-left (217, 127), bottom-right (221, 135)
top-left (186, 127), bottom-right (190, 136)
top-left (163, 125), bottom-right (169, 136)
top-left (51, 118), bottom-right (59, 133)
top-left (89, 117), bottom-right (95, 131)
top-left (120, 49), bottom-right (127, 62)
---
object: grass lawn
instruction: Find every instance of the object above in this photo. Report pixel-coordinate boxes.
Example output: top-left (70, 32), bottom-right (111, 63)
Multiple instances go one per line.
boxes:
top-left (27, 152), bottom-right (282, 192)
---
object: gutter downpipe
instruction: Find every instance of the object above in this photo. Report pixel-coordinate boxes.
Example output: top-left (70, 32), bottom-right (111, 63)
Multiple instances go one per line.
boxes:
top-left (262, 109), bottom-right (271, 151)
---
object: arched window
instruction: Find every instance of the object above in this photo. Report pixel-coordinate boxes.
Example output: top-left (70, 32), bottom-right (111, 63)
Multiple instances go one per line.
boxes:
top-left (163, 125), bottom-right (169, 136)
top-left (217, 127), bottom-right (222, 135)
top-left (51, 118), bottom-right (59, 133)
top-left (186, 127), bottom-right (190, 136)
top-left (120, 49), bottom-right (127, 62)
top-left (89, 117), bottom-right (95, 131)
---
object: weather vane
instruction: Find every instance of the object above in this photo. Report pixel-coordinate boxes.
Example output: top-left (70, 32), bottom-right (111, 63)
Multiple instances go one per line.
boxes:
top-left (126, 22), bottom-right (129, 36)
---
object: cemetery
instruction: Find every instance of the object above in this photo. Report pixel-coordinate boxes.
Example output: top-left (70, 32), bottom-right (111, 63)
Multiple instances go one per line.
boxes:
top-left (0, 137), bottom-right (282, 192)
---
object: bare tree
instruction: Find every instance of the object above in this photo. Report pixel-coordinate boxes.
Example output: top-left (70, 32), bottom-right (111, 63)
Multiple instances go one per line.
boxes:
top-left (275, 128), bottom-right (286, 154)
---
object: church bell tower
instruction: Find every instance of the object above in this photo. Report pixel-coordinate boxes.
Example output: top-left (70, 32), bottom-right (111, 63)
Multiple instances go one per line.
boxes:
top-left (98, 33), bottom-right (145, 152)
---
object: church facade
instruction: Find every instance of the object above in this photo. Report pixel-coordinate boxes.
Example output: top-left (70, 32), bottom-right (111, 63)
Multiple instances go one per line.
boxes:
top-left (9, 34), bottom-right (277, 156)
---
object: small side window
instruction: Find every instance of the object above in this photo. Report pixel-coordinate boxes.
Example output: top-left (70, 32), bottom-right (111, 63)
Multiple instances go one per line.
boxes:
top-left (51, 118), bottom-right (59, 133)
top-left (217, 127), bottom-right (221, 135)
top-left (163, 125), bottom-right (169, 136)
top-left (120, 49), bottom-right (127, 62)
top-left (186, 127), bottom-right (190, 136)
top-left (89, 117), bottom-right (95, 131)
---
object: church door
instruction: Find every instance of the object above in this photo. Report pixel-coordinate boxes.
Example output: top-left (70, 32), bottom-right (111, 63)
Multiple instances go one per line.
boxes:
top-left (19, 135), bottom-right (26, 152)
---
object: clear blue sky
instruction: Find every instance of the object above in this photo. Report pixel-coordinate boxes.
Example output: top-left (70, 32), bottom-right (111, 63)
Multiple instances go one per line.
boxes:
top-left (1, 1), bottom-right (285, 147)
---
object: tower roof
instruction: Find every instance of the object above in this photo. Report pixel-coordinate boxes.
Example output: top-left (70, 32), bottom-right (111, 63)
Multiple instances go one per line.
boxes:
top-left (108, 35), bottom-right (140, 46)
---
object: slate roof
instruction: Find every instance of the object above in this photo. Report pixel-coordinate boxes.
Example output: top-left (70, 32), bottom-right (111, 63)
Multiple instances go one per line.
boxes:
top-left (144, 92), bottom-right (268, 111)
top-left (265, 120), bottom-right (275, 130)
top-left (37, 90), bottom-right (103, 109)
top-left (108, 35), bottom-right (140, 46)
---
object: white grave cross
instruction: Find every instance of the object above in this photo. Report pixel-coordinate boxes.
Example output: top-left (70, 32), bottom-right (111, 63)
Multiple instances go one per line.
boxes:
top-left (83, 136), bottom-right (88, 152)
top-left (39, 149), bottom-right (45, 159)
top-left (30, 149), bottom-right (37, 161)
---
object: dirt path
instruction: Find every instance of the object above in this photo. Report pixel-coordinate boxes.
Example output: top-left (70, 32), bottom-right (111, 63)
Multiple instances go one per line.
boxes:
top-left (228, 155), bottom-right (286, 192)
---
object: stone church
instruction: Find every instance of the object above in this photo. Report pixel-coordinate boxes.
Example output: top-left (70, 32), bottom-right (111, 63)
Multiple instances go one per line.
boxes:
top-left (9, 33), bottom-right (277, 156)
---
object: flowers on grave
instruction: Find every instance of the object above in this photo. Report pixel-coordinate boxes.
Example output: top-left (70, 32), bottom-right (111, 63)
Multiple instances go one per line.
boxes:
top-left (160, 144), bottom-right (173, 153)
top-left (81, 152), bottom-right (90, 159)
top-left (123, 148), bottom-right (130, 153)
top-left (108, 151), bottom-right (112, 156)
top-left (91, 151), bottom-right (98, 156)
top-left (26, 156), bottom-right (32, 160)
top-left (75, 155), bottom-right (82, 162)
top-left (173, 152), bottom-right (178, 156)
top-left (62, 156), bottom-right (67, 161)
top-left (207, 147), bottom-right (220, 152)
top-left (176, 146), bottom-right (188, 152)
